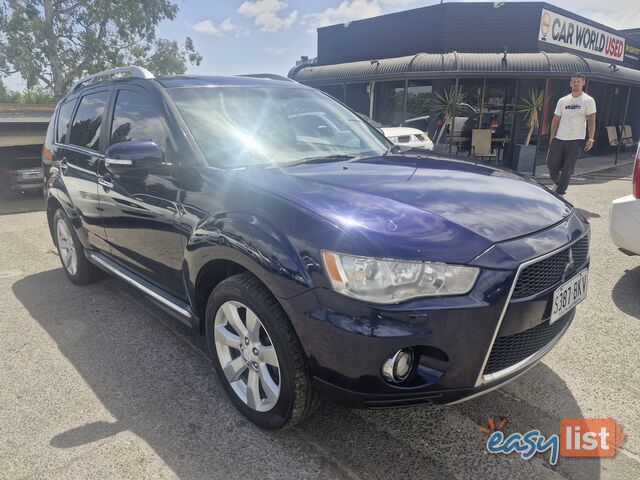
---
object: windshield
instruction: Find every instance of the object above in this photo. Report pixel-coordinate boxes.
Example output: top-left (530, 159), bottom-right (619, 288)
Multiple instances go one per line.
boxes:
top-left (169, 86), bottom-right (390, 168)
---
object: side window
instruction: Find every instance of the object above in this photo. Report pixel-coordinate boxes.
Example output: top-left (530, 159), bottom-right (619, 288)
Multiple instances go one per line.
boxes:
top-left (68, 91), bottom-right (110, 151)
top-left (110, 90), bottom-right (169, 154)
top-left (56, 99), bottom-right (76, 144)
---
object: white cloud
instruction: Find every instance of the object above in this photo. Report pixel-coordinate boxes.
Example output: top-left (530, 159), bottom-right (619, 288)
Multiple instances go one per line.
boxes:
top-left (192, 18), bottom-right (248, 37)
top-left (302, 1), bottom-right (382, 32)
top-left (238, 0), bottom-right (298, 32)
top-left (192, 20), bottom-right (222, 36)
top-left (264, 46), bottom-right (288, 55)
top-left (590, 9), bottom-right (640, 30)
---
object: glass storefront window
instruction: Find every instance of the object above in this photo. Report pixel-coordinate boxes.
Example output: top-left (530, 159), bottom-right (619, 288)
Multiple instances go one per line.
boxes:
top-left (483, 79), bottom-right (516, 138)
top-left (345, 83), bottom-right (371, 117)
top-left (514, 78), bottom-right (546, 147)
top-left (404, 79), bottom-right (455, 140)
top-left (318, 85), bottom-right (345, 103)
top-left (373, 81), bottom-right (405, 126)
top-left (456, 79), bottom-right (484, 138)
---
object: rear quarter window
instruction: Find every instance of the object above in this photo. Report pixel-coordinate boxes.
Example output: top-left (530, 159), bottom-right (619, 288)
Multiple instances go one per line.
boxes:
top-left (68, 90), bottom-right (110, 151)
top-left (56, 99), bottom-right (76, 144)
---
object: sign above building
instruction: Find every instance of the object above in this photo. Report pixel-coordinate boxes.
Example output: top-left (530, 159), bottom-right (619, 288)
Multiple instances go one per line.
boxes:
top-left (539, 8), bottom-right (625, 62)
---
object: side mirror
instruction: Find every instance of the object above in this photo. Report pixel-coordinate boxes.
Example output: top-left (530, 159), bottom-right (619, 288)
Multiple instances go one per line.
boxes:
top-left (104, 140), bottom-right (164, 174)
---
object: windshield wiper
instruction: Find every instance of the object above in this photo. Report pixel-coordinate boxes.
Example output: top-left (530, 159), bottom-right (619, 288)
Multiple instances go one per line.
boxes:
top-left (277, 154), bottom-right (356, 168)
top-left (385, 144), bottom-right (411, 155)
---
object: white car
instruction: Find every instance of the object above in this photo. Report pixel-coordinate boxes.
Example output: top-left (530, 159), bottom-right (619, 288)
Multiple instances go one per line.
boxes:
top-left (609, 145), bottom-right (640, 255)
top-left (381, 127), bottom-right (434, 151)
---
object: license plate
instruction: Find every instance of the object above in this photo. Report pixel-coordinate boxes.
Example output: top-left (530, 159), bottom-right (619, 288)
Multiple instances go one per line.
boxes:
top-left (22, 172), bottom-right (42, 179)
top-left (550, 269), bottom-right (588, 323)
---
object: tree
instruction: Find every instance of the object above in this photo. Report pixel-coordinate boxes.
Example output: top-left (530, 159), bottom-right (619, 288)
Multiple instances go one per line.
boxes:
top-left (430, 87), bottom-right (467, 144)
top-left (517, 89), bottom-right (544, 146)
top-left (0, 79), bottom-right (9, 102)
top-left (0, 0), bottom-right (202, 101)
top-left (0, 78), bottom-right (54, 103)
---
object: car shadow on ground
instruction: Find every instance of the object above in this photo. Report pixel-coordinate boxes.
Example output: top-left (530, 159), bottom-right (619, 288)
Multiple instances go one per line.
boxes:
top-left (0, 191), bottom-right (45, 215)
top-left (12, 269), bottom-right (602, 480)
top-left (612, 266), bottom-right (640, 320)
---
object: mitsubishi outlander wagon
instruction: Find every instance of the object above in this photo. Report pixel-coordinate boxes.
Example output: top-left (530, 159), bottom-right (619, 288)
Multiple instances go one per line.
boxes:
top-left (43, 66), bottom-right (589, 429)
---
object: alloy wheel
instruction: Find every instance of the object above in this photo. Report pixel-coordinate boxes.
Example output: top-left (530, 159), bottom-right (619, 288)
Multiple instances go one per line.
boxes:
top-left (56, 219), bottom-right (78, 276)
top-left (214, 300), bottom-right (281, 412)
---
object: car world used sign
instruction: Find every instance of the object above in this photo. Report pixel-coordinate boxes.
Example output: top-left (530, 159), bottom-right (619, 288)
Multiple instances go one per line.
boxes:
top-left (539, 9), bottom-right (625, 62)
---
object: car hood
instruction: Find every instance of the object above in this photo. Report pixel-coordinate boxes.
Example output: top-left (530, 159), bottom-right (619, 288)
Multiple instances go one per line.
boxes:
top-left (231, 154), bottom-right (573, 263)
top-left (381, 127), bottom-right (425, 136)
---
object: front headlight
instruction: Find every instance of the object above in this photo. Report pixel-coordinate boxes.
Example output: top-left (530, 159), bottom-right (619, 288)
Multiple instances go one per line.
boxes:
top-left (322, 251), bottom-right (480, 304)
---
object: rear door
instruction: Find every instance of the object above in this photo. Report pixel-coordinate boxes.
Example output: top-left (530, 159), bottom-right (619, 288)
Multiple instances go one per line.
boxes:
top-left (55, 90), bottom-right (111, 250)
top-left (98, 86), bottom-right (185, 297)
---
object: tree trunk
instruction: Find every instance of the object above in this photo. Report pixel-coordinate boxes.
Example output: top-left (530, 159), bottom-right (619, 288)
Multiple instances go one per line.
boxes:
top-left (525, 125), bottom-right (534, 146)
top-left (43, 0), bottom-right (64, 101)
top-left (435, 118), bottom-right (450, 144)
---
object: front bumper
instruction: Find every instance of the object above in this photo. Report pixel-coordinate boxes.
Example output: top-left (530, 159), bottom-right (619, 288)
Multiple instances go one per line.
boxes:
top-left (314, 311), bottom-right (574, 408)
top-left (280, 213), bottom-right (589, 408)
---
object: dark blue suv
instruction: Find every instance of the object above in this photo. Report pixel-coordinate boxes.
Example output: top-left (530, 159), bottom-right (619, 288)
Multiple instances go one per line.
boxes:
top-left (43, 67), bottom-right (589, 429)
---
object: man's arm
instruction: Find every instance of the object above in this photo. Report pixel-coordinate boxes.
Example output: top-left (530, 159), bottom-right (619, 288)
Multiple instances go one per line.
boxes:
top-left (550, 114), bottom-right (561, 141)
top-left (585, 113), bottom-right (596, 151)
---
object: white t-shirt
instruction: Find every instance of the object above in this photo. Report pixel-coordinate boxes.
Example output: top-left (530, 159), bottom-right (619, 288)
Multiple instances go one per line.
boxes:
top-left (554, 92), bottom-right (596, 141)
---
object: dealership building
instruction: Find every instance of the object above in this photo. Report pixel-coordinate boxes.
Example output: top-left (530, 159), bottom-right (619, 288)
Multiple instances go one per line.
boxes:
top-left (289, 1), bottom-right (640, 170)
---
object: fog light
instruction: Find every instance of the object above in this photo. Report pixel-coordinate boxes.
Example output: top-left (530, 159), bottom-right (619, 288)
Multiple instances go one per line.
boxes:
top-left (382, 348), bottom-right (414, 383)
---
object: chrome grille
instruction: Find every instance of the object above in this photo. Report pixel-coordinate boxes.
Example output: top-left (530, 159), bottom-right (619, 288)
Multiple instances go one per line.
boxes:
top-left (512, 236), bottom-right (589, 299)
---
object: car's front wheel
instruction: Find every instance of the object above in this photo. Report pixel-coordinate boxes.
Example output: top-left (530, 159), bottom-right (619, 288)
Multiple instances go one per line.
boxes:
top-left (205, 273), bottom-right (320, 429)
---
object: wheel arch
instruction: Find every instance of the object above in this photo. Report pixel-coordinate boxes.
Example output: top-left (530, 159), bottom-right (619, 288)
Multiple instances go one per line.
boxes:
top-left (46, 195), bottom-right (65, 245)
top-left (193, 258), bottom-right (249, 332)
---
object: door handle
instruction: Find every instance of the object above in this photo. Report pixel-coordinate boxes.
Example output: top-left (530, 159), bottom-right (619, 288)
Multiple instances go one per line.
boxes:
top-left (59, 158), bottom-right (68, 174)
top-left (98, 174), bottom-right (114, 189)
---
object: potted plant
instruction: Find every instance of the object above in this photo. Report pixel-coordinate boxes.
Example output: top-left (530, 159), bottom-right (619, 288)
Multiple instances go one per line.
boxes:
top-left (514, 89), bottom-right (544, 174)
top-left (430, 86), bottom-right (467, 153)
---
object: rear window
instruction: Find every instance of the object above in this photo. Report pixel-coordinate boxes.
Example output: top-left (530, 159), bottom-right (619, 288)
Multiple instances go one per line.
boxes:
top-left (68, 90), bottom-right (110, 151)
top-left (56, 99), bottom-right (76, 144)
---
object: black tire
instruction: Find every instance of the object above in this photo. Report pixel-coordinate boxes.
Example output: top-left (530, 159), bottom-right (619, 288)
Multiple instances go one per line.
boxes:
top-left (52, 208), bottom-right (103, 285)
top-left (205, 272), bottom-right (321, 429)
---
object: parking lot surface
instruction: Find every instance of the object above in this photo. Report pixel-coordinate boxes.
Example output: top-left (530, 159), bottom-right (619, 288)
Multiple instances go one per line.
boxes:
top-left (1, 170), bottom-right (639, 479)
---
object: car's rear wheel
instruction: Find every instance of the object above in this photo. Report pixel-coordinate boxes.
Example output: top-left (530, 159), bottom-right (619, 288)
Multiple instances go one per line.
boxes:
top-left (53, 208), bottom-right (103, 285)
top-left (205, 272), bottom-right (320, 429)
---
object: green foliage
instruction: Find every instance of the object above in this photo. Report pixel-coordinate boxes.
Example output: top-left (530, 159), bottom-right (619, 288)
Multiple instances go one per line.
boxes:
top-left (145, 37), bottom-right (202, 75)
top-left (430, 86), bottom-right (467, 144)
top-left (517, 89), bottom-right (544, 146)
top-left (0, 79), bottom-right (54, 103)
top-left (0, 0), bottom-right (202, 100)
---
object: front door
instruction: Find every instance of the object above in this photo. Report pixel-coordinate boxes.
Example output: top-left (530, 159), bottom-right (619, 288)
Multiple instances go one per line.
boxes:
top-left (98, 86), bottom-right (185, 297)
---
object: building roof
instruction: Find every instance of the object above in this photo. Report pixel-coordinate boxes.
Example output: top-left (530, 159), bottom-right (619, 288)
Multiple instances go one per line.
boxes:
top-left (0, 104), bottom-right (55, 123)
top-left (289, 52), bottom-right (640, 86)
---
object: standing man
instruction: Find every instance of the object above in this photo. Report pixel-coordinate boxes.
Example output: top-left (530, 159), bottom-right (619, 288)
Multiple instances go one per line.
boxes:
top-left (547, 73), bottom-right (597, 195)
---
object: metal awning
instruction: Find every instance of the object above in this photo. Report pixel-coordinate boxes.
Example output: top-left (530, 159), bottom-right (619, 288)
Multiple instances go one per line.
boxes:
top-left (0, 131), bottom-right (47, 148)
top-left (289, 52), bottom-right (640, 86)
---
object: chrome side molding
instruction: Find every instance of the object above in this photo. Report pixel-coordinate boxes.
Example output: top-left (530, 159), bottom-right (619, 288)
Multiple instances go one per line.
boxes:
top-left (88, 252), bottom-right (192, 320)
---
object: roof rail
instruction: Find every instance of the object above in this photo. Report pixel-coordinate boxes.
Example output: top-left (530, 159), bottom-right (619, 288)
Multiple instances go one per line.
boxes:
top-left (69, 66), bottom-right (155, 93)
top-left (237, 73), bottom-right (297, 83)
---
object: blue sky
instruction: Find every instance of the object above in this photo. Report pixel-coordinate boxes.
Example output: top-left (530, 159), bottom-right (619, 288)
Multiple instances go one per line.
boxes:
top-left (4, 0), bottom-right (637, 90)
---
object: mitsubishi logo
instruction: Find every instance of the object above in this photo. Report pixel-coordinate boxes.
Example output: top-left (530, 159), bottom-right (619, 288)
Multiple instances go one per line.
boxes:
top-left (564, 248), bottom-right (575, 274)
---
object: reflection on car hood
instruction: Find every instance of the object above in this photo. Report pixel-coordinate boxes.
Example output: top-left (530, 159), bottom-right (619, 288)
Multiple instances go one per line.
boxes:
top-left (232, 153), bottom-right (573, 263)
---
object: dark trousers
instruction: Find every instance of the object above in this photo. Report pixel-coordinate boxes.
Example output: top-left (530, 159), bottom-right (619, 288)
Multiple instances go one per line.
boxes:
top-left (546, 139), bottom-right (584, 194)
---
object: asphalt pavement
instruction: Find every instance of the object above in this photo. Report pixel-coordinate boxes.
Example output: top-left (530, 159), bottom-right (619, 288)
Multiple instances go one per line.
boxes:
top-left (1, 170), bottom-right (639, 479)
